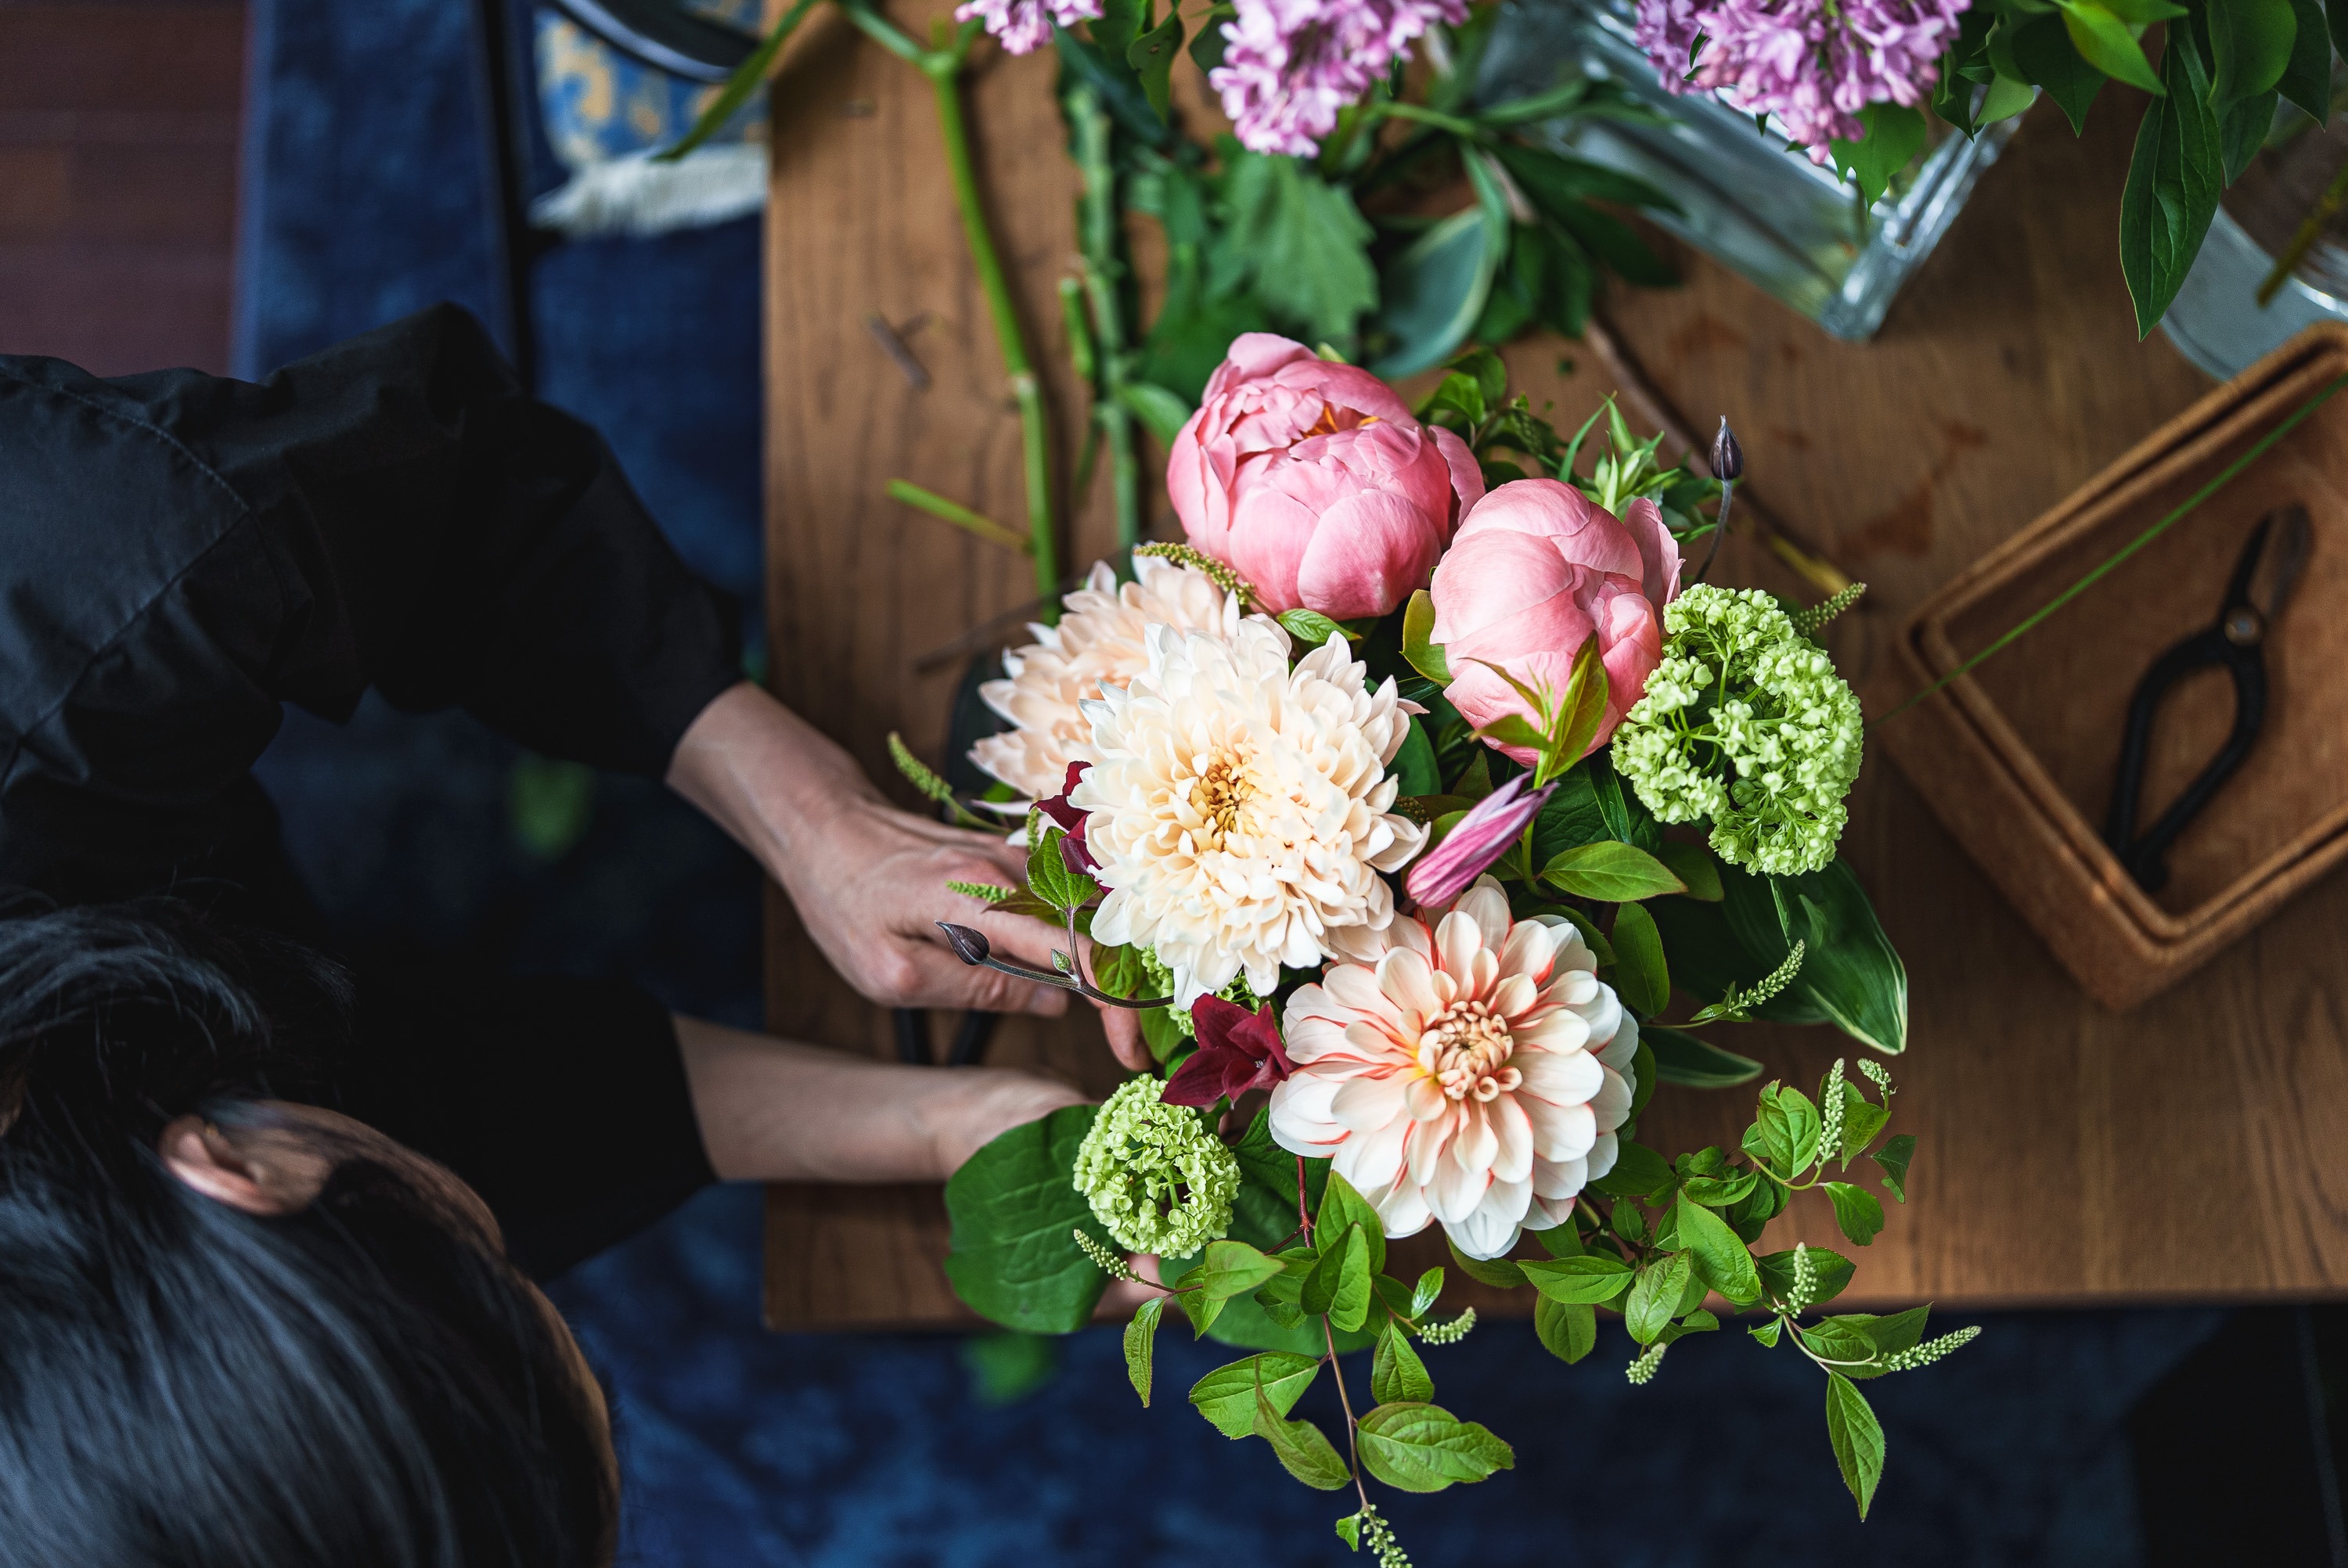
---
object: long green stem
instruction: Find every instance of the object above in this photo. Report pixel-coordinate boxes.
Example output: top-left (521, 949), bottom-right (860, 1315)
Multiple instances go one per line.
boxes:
top-left (2256, 156), bottom-right (2348, 307)
top-left (840, 2), bottom-right (1062, 619)
top-left (1872, 369), bottom-right (2348, 729)
top-left (1070, 84), bottom-right (1143, 556)
top-left (657, 0), bottom-right (824, 161)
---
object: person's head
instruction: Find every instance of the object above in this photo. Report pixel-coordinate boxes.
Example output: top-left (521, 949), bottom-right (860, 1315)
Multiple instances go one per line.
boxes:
top-left (0, 899), bottom-right (618, 1567)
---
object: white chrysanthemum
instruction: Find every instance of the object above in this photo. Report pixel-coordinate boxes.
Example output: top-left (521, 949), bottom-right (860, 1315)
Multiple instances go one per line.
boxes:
top-left (1071, 619), bottom-right (1426, 1005)
top-left (1267, 877), bottom-right (1637, 1260)
top-left (969, 556), bottom-right (1244, 801)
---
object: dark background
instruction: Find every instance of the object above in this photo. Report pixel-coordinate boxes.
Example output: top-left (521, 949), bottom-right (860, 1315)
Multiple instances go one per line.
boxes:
top-left (1, 1), bottom-right (2341, 1561)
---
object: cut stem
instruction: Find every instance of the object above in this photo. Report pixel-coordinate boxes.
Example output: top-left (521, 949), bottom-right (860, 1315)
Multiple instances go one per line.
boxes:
top-left (2256, 156), bottom-right (2348, 307)
top-left (886, 479), bottom-right (1031, 552)
top-left (1069, 83), bottom-right (1143, 555)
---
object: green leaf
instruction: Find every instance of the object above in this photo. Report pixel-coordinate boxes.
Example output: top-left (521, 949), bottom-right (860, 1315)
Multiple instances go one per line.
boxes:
top-left (1655, 840), bottom-right (1723, 901)
top-left (1336, 1513), bottom-right (1364, 1552)
top-left (1188, 2), bottom-right (1234, 72)
top-left (2012, 13), bottom-right (2105, 132)
top-left (1125, 1296), bottom-right (1164, 1404)
top-left (1609, 901), bottom-right (1671, 1018)
top-left (1446, 1235), bottom-right (1526, 1288)
top-left (1401, 588), bottom-right (1452, 683)
top-left (2208, 0), bottom-right (2296, 106)
top-left (1759, 1082), bottom-right (1824, 1177)
top-left (1316, 1171), bottom-right (1386, 1275)
top-left (1179, 1279), bottom-right (1229, 1337)
top-left (2221, 88), bottom-right (2281, 182)
top-left (1861, 1304), bottom-right (1932, 1360)
top-left (1372, 1318), bottom-right (1436, 1403)
top-left (1391, 717), bottom-right (1441, 798)
top-left (1758, 1245), bottom-right (1856, 1307)
top-left (1487, 142), bottom-right (1683, 221)
top-left (2058, 0), bottom-right (2166, 93)
top-left (1536, 1221), bottom-right (1584, 1258)
top-left (1199, 1239), bottom-right (1287, 1300)
top-left (1219, 150), bottom-right (1377, 349)
top-left (1356, 1403), bottom-right (1517, 1492)
top-left (1547, 633), bottom-right (1612, 776)
top-left (1588, 1138), bottom-right (1676, 1201)
top-left (1533, 1294), bottom-right (1599, 1363)
top-left (1644, 1026), bottom-right (1763, 1088)
top-left (1673, 1192), bottom-right (1763, 1304)
top-left (1411, 1267), bottom-right (1446, 1317)
top-left (654, 0), bottom-right (820, 161)
top-left (1871, 1133), bottom-right (1917, 1202)
top-left (1825, 1372), bottom-right (1888, 1519)
top-left (1025, 826), bottom-right (1098, 913)
top-left (943, 1106), bottom-right (1111, 1332)
top-left (1801, 1318), bottom-right (1881, 1365)
top-left (1124, 9), bottom-right (1185, 120)
top-left (1824, 1181), bottom-right (1887, 1246)
top-left (1827, 102), bottom-right (1928, 208)
top-left (1518, 1253), bottom-right (1636, 1305)
top-left (1418, 367), bottom-right (1489, 426)
top-left (1624, 1250), bottom-right (1693, 1344)
top-left (1253, 1370), bottom-right (1355, 1490)
top-left (1277, 607), bottom-right (1354, 647)
top-left (1979, 69), bottom-right (2041, 124)
top-left (1328, 1225), bottom-right (1374, 1332)
top-left (1370, 207), bottom-right (1500, 379)
top-left (1188, 1351), bottom-right (1320, 1438)
top-left (1750, 1318), bottom-right (1784, 1347)
top-left (1658, 857), bottom-right (1907, 1053)
top-left (1113, 380), bottom-right (1195, 445)
top-left (1837, 1085), bottom-right (1892, 1163)
top-left (1541, 840), bottom-right (1686, 902)
top-left (2281, 0), bottom-right (2332, 120)
top-left (2119, 20), bottom-right (2223, 334)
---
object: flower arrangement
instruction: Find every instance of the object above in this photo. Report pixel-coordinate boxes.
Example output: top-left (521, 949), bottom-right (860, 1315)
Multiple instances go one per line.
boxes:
top-left (911, 333), bottom-right (1968, 1548)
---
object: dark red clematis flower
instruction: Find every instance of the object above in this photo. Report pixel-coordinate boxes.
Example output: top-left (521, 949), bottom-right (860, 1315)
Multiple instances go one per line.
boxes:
top-left (1036, 761), bottom-right (1097, 876)
top-left (1161, 994), bottom-right (1295, 1107)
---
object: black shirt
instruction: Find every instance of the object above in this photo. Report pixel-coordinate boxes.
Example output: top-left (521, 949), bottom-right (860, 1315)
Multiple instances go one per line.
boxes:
top-left (0, 304), bottom-right (739, 1275)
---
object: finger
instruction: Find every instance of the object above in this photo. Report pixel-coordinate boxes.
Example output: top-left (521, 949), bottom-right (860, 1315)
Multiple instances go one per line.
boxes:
top-left (1091, 1001), bottom-right (1151, 1072)
top-left (894, 940), bottom-right (1071, 1017)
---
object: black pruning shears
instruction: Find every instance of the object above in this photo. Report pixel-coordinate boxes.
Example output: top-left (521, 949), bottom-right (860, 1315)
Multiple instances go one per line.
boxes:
top-left (2104, 505), bottom-right (2313, 894)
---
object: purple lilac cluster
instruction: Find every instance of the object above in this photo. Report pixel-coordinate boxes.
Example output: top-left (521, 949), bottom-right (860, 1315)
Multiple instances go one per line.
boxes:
top-left (955, 0), bottom-right (1103, 55)
top-left (1209, 0), bottom-right (1468, 156)
top-left (1635, 0), bottom-right (1969, 156)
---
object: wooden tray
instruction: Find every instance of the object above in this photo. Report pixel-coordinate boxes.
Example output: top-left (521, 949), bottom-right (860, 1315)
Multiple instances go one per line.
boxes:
top-left (1874, 324), bottom-right (2348, 1011)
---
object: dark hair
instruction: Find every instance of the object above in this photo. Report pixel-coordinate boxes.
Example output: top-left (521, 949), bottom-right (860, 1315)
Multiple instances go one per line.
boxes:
top-left (0, 899), bottom-right (618, 1567)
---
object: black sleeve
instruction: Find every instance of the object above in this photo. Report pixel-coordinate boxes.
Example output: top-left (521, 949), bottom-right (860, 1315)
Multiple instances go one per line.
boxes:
top-left (0, 304), bottom-right (741, 905)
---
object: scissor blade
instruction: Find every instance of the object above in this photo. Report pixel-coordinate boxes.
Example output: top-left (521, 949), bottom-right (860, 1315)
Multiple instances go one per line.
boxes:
top-left (2253, 504), bottom-right (2314, 623)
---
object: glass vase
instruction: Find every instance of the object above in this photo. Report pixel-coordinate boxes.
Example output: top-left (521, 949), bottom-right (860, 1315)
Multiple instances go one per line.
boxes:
top-left (1478, 0), bottom-right (2021, 340)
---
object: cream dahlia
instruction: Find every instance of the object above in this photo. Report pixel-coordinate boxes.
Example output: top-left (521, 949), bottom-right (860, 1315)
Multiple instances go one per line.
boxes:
top-left (1267, 877), bottom-right (1637, 1260)
top-left (1071, 619), bottom-right (1426, 1005)
top-left (969, 556), bottom-right (1244, 801)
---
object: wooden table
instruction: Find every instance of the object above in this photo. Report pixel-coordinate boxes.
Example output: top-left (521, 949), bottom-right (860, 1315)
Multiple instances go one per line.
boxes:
top-left (758, 11), bottom-right (2348, 1325)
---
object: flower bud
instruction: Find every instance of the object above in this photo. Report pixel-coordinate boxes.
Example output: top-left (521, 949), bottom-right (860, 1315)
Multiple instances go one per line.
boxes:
top-left (936, 922), bottom-right (992, 966)
top-left (1711, 416), bottom-right (1744, 484)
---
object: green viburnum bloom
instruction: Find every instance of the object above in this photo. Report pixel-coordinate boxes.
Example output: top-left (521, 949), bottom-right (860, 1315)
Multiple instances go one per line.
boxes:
top-left (1611, 585), bottom-right (1863, 876)
top-left (1073, 1077), bottom-right (1241, 1256)
top-left (1136, 948), bottom-right (1259, 1040)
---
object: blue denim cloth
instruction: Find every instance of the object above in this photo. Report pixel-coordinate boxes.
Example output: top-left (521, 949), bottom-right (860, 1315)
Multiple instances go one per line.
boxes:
top-left (237, 3), bottom-right (2219, 1561)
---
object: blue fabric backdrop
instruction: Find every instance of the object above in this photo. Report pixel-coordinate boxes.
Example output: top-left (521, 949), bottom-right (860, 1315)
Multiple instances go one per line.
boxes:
top-left (232, 3), bottom-right (2221, 1561)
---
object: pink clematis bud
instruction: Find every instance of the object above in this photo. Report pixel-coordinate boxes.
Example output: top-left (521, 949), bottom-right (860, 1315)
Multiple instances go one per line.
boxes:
top-left (1402, 773), bottom-right (1556, 910)
top-left (1035, 761), bottom-right (1097, 876)
top-left (1161, 995), bottom-right (1295, 1107)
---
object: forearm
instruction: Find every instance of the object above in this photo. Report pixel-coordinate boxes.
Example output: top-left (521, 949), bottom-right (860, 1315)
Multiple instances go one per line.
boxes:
top-left (674, 1014), bottom-right (1086, 1182)
top-left (664, 682), bottom-right (872, 892)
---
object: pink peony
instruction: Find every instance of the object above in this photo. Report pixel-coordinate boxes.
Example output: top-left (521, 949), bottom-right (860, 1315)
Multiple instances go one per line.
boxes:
top-left (1429, 479), bottom-right (1680, 767)
top-left (1267, 876), bottom-right (1637, 1258)
top-left (1168, 333), bottom-right (1484, 620)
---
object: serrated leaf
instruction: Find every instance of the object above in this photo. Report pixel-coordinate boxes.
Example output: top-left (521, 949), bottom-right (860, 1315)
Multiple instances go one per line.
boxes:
top-left (1188, 1351), bottom-right (1320, 1438)
top-left (1644, 1026), bottom-right (1763, 1088)
top-left (1749, 1318), bottom-right (1784, 1347)
top-left (1356, 1402), bottom-right (1516, 1492)
top-left (1758, 1246), bottom-right (1856, 1307)
top-left (1446, 1235), bottom-right (1525, 1288)
top-left (1125, 1296), bottom-right (1164, 1404)
top-left (1673, 1192), bottom-right (1763, 1304)
top-left (1518, 1253), bottom-right (1635, 1305)
top-left (1825, 1372), bottom-right (1887, 1519)
top-left (1541, 840), bottom-right (1687, 901)
top-left (1254, 1369), bottom-right (1354, 1490)
top-left (1402, 588), bottom-right (1451, 683)
top-left (1219, 150), bottom-right (1377, 349)
top-left (1608, 901), bottom-right (1670, 1018)
top-left (943, 1106), bottom-right (1111, 1332)
top-left (1624, 1250), bottom-right (1693, 1345)
top-left (1823, 1181), bottom-right (1886, 1246)
top-left (1025, 825), bottom-right (1098, 912)
top-left (1838, 1087), bottom-right (1892, 1163)
top-left (1316, 1171), bottom-right (1387, 1275)
top-left (1872, 1132), bottom-right (1917, 1201)
top-left (1373, 1318), bottom-right (1436, 1403)
top-left (1179, 1279), bottom-right (1228, 1336)
top-left (1198, 1239), bottom-right (1287, 1300)
top-left (1534, 1294), bottom-right (1598, 1363)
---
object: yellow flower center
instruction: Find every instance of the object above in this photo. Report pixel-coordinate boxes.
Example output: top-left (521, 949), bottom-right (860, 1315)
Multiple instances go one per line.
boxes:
top-left (1188, 752), bottom-right (1256, 844)
top-left (1419, 1001), bottom-right (1522, 1102)
top-left (1303, 403), bottom-right (1379, 439)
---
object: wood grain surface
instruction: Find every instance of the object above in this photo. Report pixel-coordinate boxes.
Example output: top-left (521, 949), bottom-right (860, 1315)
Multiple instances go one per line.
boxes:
top-left (763, 13), bottom-right (2348, 1326)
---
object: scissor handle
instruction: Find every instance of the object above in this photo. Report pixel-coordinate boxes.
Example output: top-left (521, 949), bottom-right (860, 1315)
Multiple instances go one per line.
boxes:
top-left (2102, 629), bottom-right (2267, 894)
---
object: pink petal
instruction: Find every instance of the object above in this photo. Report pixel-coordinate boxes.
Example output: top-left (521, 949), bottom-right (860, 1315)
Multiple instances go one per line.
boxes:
top-left (1294, 488), bottom-right (1446, 620)
top-left (1620, 496), bottom-right (1683, 608)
